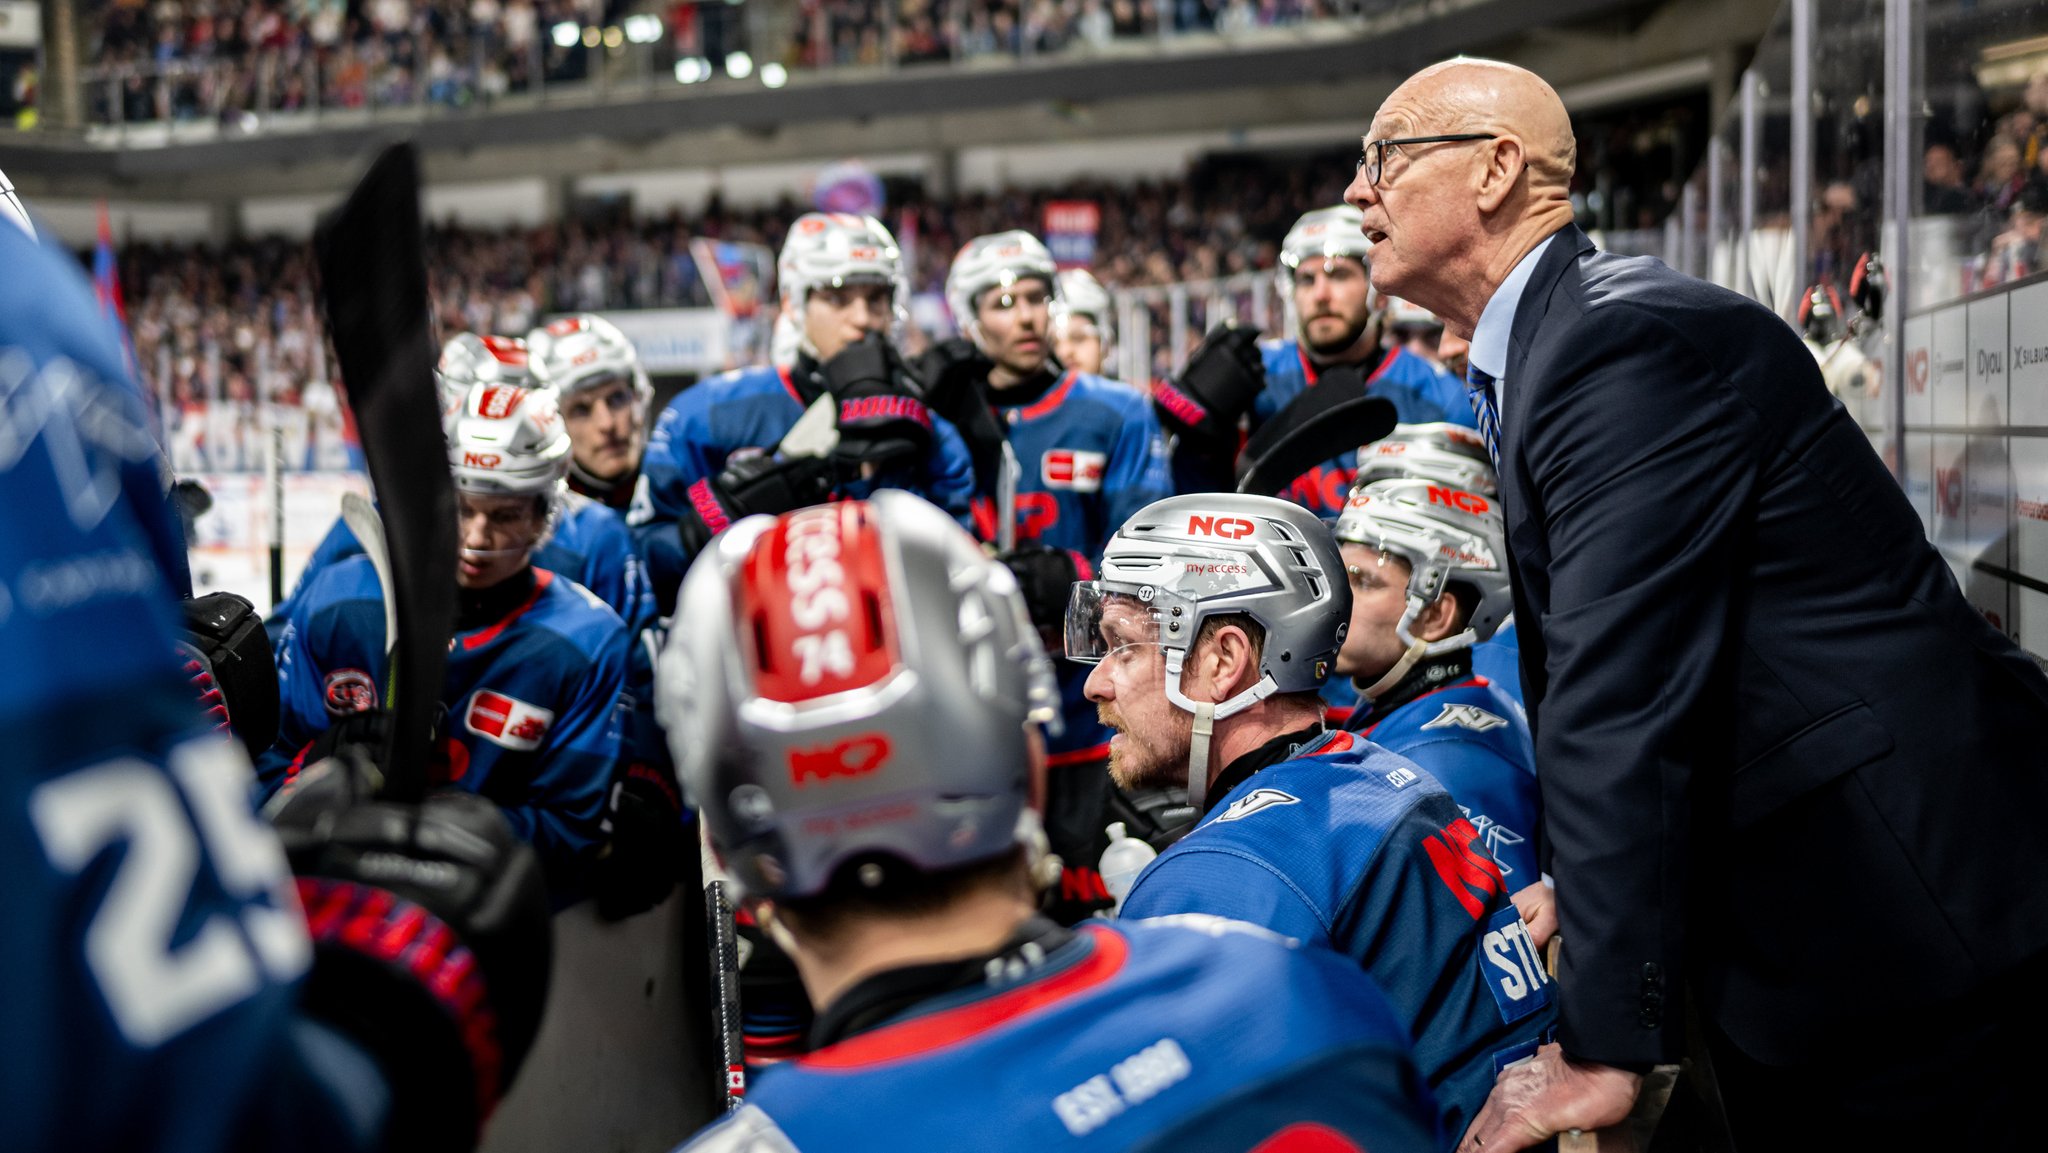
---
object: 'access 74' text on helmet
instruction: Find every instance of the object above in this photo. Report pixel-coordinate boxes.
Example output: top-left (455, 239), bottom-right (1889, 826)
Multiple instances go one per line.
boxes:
top-left (654, 491), bottom-right (1060, 902)
top-left (1334, 477), bottom-right (1512, 651)
top-left (946, 230), bottom-right (1059, 343)
top-left (527, 313), bottom-right (653, 407)
top-left (1353, 422), bottom-right (1499, 496)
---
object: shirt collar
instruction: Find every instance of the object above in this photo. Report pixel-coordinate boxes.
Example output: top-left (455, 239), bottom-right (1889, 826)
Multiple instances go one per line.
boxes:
top-left (1202, 724), bottom-right (1328, 817)
top-left (1468, 231), bottom-right (1560, 381)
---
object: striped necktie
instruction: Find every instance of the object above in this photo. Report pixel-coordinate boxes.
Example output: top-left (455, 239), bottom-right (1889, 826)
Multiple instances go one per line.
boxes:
top-left (1466, 365), bottom-right (1502, 469)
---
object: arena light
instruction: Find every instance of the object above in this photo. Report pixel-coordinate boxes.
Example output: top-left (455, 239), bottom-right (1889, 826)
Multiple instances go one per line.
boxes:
top-left (551, 21), bottom-right (579, 48)
top-left (760, 62), bottom-right (787, 89)
top-left (725, 51), bottom-right (754, 80)
top-left (675, 57), bottom-right (711, 84)
top-left (623, 14), bottom-right (663, 43)
top-left (581, 25), bottom-right (601, 47)
top-left (602, 26), bottom-right (623, 48)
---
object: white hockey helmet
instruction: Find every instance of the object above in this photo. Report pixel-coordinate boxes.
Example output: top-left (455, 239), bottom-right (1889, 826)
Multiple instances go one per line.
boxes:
top-left (778, 212), bottom-right (909, 318)
top-left (1276, 205), bottom-right (1373, 296)
top-left (656, 492), bottom-right (1060, 902)
top-left (437, 332), bottom-right (540, 420)
top-left (1051, 268), bottom-right (1115, 363)
top-left (1353, 423), bottom-right (1498, 496)
top-left (1066, 493), bottom-right (1349, 810)
top-left (1334, 477), bottom-right (1512, 679)
top-left (946, 230), bottom-right (1059, 343)
top-left (527, 314), bottom-right (653, 407)
top-left (1384, 297), bottom-right (1442, 334)
top-left (447, 380), bottom-right (571, 527)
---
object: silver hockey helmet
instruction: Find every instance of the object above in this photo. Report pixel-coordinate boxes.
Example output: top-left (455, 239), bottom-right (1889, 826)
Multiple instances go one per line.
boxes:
top-left (527, 314), bottom-right (653, 407)
top-left (656, 491), bottom-right (1060, 902)
top-left (1066, 494), bottom-right (1349, 809)
top-left (1353, 422), bottom-right (1498, 496)
top-left (1051, 268), bottom-right (1116, 365)
top-left (1275, 205), bottom-right (1372, 296)
top-left (946, 230), bottom-right (1059, 344)
top-left (1333, 477), bottom-right (1512, 695)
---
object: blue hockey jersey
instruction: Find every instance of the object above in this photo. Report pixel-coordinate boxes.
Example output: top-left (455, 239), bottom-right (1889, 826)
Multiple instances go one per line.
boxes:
top-left (1256, 341), bottom-right (1472, 518)
top-left (259, 558), bottom-right (626, 882)
top-left (676, 918), bottom-right (1440, 1152)
top-left (973, 370), bottom-right (1173, 764)
top-left (1120, 729), bottom-right (1554, 1143)
top-left (1346, 666), bottom-right (1541, 887)
top-left (270, 495), bottom-right (653, 648)
top-left (0, 220), bottom-right (384, 1153)
top-left (1472, 619), bottom-right (1524, 709)
top-left (634, 361), bottom-right (978, 610)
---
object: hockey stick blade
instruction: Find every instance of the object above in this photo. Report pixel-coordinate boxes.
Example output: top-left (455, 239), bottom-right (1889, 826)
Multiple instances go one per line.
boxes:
top-left (314, 143), bottom-right (455, 805)
top-left (1235, 393), bottom-right (1398, 497)
top-left (338, 492), bottom-right (399, 696)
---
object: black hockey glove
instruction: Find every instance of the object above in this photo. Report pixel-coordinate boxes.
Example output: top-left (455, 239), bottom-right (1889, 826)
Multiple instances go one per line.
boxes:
top-left (997, 545), bottom-right (1088, 645)
top-left (591, 762), bottom-right (690, 922)
top-left (914, 337), bottom-right (1007, 496)
top-left (822, 333), bottom-right (936, 476)
top-left (1112, 784), bottom-right (1201, 850)
top-left (676, 452), bottom-right (840, 558)
top-left (1153, 322), bottom-right (1266, 452)
top-left (273, 756), bottom-right (552, 1152)
top-left (180, 591), bottom-right (280, 759)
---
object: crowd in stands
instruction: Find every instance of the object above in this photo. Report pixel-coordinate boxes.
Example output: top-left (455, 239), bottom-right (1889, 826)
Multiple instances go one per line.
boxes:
top-left (76, 0), bottom-right (1400, 124)
top-left (107, 148), bottom-right (1357, 472)
top-left (83, 0), bottom-right (648, 123)
top-left (1922, 72), bottom-right (2048, 291)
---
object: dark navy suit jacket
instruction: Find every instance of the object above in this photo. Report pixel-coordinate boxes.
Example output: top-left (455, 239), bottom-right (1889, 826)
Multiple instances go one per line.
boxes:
top-left (1498, 224), bottom-right (2048, 1066)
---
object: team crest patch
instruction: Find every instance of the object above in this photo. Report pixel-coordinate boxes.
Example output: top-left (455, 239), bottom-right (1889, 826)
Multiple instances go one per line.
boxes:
top-left (1421, 703), bottom-right (1508, 732)
top-left (1214, 787), bottom-right (1300, 823)
top-left (323, 668), bottom-right (377, 716)
top-left (465, 689), bottom-right (556, 751)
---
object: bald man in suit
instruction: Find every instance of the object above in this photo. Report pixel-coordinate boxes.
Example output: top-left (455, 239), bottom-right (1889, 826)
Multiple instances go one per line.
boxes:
top-left (1347, 59), bottom-right (2048, 1151)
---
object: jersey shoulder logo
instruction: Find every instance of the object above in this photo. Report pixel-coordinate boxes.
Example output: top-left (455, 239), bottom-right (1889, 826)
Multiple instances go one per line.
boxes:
top-left (323, 668), bottom-right (377, 716)
top-left (465, 689), bottom-right (557, 751)
top-left (1042, 448), bottom-right (1107, 492)
top-left (1214, 787), bottom-right (1300, 823)
top-left (1421, 703), bottom-right (1508, 732)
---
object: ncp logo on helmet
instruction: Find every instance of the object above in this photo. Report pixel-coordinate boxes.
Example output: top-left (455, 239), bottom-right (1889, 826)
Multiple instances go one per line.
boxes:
top-left (654, 490), bottom-right (1062, 905)
top-left (1352, 422), bottom-right (1498, 497)
top-left (1331, 477), bottom-right (1510, 698)
top-left (1066, 494), bottom-right (1351, 812)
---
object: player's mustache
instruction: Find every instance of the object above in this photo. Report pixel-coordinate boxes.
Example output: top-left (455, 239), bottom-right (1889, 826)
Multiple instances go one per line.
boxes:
top-left (1098, 705), bottom-right (1123, 731)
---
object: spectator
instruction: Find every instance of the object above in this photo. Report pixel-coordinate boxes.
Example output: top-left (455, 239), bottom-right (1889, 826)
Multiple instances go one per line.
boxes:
top-left (1924, 141), bottom-right (1975, 215)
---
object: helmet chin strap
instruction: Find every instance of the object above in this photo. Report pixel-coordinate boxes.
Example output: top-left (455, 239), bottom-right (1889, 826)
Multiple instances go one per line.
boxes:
top-left (1161, 646), bottom-right (1279, 815)
top-left (1362, 596), bottom-right (1477, 701)
top-left (1015, 810), bottom-right (1062, 894)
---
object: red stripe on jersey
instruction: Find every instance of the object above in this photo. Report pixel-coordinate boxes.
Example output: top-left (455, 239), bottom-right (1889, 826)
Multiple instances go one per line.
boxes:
top-left (1251, 1123), bottom-right (1367, 1153)
top-left (777, 366), bottom-right (802, 406)
top-left (800, 925), bottom-right (1129, 1069)
top-left (1015, 371), bottom-right (1077, 422)
top-left (459, 569), bottom-right (553, 651)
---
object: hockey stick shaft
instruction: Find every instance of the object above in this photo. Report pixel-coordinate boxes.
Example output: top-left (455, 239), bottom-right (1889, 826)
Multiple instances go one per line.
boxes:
top-left (706, 879), bottom-right (746, 1111)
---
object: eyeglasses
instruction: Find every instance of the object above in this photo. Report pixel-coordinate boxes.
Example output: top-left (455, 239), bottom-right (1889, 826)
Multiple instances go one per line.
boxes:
top-left (1358, 134), bottom-right (1501, 188)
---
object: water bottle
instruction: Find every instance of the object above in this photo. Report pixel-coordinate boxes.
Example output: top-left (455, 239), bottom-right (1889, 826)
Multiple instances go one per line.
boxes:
top-left (1098, 821), bottom-right (1158, 917)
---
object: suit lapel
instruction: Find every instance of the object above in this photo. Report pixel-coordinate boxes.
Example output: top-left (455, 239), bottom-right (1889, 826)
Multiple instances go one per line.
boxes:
top-left (1499, 223), bottom-right (1595, 449)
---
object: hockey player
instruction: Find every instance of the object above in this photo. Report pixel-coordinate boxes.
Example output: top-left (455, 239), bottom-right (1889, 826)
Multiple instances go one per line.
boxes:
top-left (659, 493), bottom-right (1442, 1152)
top-left (526, 313), bottom-right (652, 512)
top-left (261, 381), bottom-right (628, 893)
top-left (633, 212), bottom-right (976, 612)
top-left (1333, 479), bottom-right (1549, 946)
top-left (2, 208), bottom-right (550, 1152)
top-left (1350, 422), bottom-right (1524, 709)
top-left (1070, 493), bottom-right (1556, 1142)
top-left (1152, 205), bottom-right (1472, 515)
top-left (927, 230), bottom-right (1177, 919)
top-left (1049, 267), bottom-right (1116, 377)
top-left (271, 333), bottom-right (653, 646)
